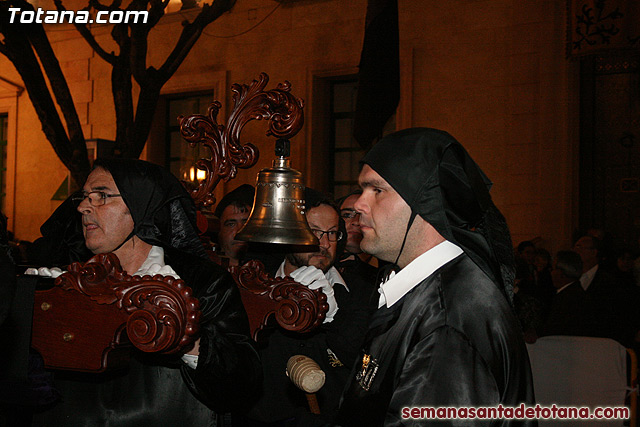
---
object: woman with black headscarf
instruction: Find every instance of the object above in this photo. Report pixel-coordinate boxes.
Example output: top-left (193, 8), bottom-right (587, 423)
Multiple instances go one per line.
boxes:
top-left (30, 158), bottom-right (261, 426)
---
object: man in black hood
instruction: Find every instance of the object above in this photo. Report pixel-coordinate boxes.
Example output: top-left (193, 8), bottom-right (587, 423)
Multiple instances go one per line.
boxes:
top-left (213, 184), bottom-right (255, 266)
top-left (336, 128), bottom-right (535, 426)
top-left (30, 158), bottom-right (261, 426)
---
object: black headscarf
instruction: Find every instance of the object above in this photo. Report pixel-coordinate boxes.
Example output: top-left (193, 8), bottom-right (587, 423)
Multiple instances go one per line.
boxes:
top-left (361, 127), bottom-right (515, 301)
top-left (33, 159), bottom-right (207, 265)
top-left (94, 158), bottom-right (207, 260)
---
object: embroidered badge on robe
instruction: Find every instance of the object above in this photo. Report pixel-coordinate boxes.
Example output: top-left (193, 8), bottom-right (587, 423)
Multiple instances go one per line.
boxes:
top-left (356, 354), bottom-right (379, 391)
top-left (327, 348), bottom-right (344, 367)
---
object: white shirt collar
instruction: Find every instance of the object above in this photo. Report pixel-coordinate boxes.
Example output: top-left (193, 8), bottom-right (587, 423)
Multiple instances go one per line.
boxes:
top-left (275, 260), bottom-right (348, 291)
top-left (325, 266), bottom-right (348, 291)
top-left (133, 245), bottom-right (180, 278)
top-left (378, 240), bottom-right (463, 308)
top-left (579, 264), bottom-right (598, 290)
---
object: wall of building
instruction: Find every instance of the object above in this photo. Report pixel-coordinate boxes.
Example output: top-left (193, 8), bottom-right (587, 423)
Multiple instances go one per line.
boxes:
top-left (0, 0), bottom-right (577, 255)
top-left (397, 0), bottom-right (578, 252)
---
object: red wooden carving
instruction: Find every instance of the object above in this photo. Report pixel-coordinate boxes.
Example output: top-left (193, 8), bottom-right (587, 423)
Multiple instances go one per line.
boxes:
top-left (31, 253), bottom-right (200, 372)
top-left (179, 72), bottom-right (304, 208)
top-left (230, 260), bottom-right (328, 341)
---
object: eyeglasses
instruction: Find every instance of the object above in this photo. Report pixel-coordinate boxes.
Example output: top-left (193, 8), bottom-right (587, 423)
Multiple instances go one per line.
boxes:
top-left (72, 191), bottom-right (122, 207)
top-left (311, 228), bottom-right (344, 242)
top-left (341, 209), bottom-right (360, 219)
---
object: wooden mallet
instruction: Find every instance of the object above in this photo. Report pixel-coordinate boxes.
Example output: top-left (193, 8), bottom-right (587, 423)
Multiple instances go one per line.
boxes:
top-left (286, 355), bottom-right (325, 414)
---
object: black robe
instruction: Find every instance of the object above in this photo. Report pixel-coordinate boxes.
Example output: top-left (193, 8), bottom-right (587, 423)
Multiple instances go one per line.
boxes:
top-left (336, 254), bottom-right (535, 426)
top-left (31, 247), bottom-right (261, 426)
top-left (243, 264), bottom-right (376, 426)
top-left (581, 268), bottom-right (639, 347)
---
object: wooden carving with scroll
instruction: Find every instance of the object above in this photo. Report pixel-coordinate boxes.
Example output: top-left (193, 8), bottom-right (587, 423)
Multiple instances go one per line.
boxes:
top-left (230, 260), bottom-right (328, 341)
top-left (179, 72), bottom-right (304, 209)
top-left (179, 73), bottom-right (328, 338)
top-left (31, 253), bottom-right (200, 372)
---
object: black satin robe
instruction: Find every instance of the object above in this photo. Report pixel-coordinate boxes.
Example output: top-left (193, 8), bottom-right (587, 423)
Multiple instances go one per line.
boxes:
top-left (243, 262), bottom-right (377, 426)
top-left (336, 254), bottom-right (536, 426)
top-left (31, 247), bottom-right (261, 426)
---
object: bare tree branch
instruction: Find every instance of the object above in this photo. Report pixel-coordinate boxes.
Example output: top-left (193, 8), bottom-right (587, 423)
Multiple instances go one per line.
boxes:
top-left (1, 0), bottom-right (237, 182)
top-left (28, 24), bottom-right (90, 176)
top-left (79, 23), bottom-right (118, 64)
top-left (142, 0), bottom-right (167, 28)
top-left (92, 0), bottom-right (123, 11)
top-left (53, 0), bottom-right (117, 65)
top-left (128, 2), bottom-right (154, 82)
top-left (0, 4), bottom-right (90, 185)
top-left (157, 0), bottom-right (236, 81)
top-left (125, 84), bottom-right (161, 157)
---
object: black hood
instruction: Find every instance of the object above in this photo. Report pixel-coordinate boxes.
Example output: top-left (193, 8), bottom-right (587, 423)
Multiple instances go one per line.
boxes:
top-left (361, 127), bottom-right (515, 300)
top-left (94, 158), bottom-right (207, 259)
top-left (35, 159), bottom-right (206, 265)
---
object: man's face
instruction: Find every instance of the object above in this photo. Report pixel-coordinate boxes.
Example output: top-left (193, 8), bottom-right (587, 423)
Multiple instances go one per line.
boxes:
top-left (77, 168), bottom-right (134, 254)
top-left (573, 236), bottom-right (597, 268)
top-left (550, 258), bottom-right (565, 289)
top-left (218, 204), bottom-right (250, 261)
top-left (617, 252), bottom-right (634, 273)
top-left (287, 204), bottom-right (339, 273)
top-left (340, 194), bottom-right (363, 254)
top-left (354, 165), bottom-right (412, 263)
top-left (533, 254), bottom-right (549, 272)
top-left (520, 246), bottom-right (536, 265)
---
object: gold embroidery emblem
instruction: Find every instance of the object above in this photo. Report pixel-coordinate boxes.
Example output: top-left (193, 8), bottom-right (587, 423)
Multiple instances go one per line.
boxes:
top-left (356, 353), bottom-right (379, 391)
top-left (327, 348), bottom-right (344, 367)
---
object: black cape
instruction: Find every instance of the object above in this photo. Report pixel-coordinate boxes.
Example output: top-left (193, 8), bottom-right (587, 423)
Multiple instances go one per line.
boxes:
top-left (244, 260), bottom-right (377, 426)
top-left (336, 254), bottom-right (536, 426)
top-left (32, 247), bottom-right (260, 426)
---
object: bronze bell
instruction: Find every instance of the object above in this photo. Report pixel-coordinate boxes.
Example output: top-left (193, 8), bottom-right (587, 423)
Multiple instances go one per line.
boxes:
top-left (235, 140), bottom-right (319, 246)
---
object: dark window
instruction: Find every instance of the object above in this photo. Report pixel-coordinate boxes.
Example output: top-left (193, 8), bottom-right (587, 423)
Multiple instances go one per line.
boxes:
top-left (329, 78), bottom-right (366, 199)
top-left (165, 93), bottom-right (213, 182)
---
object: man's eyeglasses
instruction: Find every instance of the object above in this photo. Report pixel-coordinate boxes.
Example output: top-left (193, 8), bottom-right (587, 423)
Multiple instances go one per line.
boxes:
top-left (311, 229), bottom-right (344, 242)
top-left (72, 191), bottom-right (122, 207)
top-left (341, 209), bottom-right (360, 219)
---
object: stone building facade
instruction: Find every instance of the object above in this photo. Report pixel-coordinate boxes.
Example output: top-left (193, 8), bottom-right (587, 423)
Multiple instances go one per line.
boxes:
top-left (0, 0), bottom-right (579, 254)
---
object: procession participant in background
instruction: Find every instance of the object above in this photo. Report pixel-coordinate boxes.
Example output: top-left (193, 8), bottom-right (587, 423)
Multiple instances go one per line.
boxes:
top-left (244, 189), bottom-right (369, 426)
top-left (213, 184), bottom-right (255, 266)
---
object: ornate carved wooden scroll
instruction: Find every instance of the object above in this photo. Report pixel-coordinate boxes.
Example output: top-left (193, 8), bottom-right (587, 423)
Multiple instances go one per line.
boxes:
top-left (229, 260), bottom-right (328, 341)
top-left (179, 72), bottom-right (304, 209)
top-left (178, 72), bottom-right (328, 340)
top-left (31, 253), bottom-right (200, 372)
